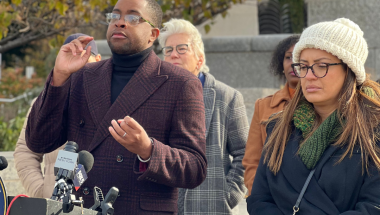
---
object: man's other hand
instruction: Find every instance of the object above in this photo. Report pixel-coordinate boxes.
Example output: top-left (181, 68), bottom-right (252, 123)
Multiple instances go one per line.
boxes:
top-left (109, 116), bottom-right (153, 160)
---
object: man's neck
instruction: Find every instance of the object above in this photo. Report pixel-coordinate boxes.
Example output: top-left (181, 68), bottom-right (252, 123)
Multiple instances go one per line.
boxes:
top-left (112, 46), bottom-right (153, 68)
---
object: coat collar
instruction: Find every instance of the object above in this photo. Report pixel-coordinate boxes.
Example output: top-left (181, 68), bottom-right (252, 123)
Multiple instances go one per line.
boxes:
top-left (202, 72), bottom-right (216, 137)
top-left (270, 82), bottom-right (292, 108)
top-left (84, 51), bottom-right (169, 152)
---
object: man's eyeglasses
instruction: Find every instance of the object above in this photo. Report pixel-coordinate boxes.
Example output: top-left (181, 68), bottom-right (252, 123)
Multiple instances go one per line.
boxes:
top-left (291, 63), bottom-right (344, 78)
top-left (105, 13), bottom-right (155, 28)
top-left (162, 44), bottom-right (189, 56)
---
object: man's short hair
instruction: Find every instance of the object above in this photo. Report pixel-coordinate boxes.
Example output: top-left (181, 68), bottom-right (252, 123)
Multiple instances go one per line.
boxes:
top-left (145, 0), bottom-right (163, 28)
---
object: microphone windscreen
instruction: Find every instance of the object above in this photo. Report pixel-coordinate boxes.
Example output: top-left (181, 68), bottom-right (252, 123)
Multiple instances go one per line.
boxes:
top-left (65, 141), bottom-right (79, 153)
top-left (78, 151), bottom-right (94, 173)
top-left (0, 156), bottom-right (8, 171)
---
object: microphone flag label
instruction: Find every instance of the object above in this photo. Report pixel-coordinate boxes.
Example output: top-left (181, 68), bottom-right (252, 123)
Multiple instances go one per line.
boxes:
top-left (54, 150), bottom-right (78, 175)
top-left (73, 164), bottom-right (88, 191)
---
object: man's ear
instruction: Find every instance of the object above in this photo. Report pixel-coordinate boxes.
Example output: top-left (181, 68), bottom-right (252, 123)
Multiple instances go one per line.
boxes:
top-left (149, 28), bottom-right (160, 44)
top-left (95, 54), bottom-right (102, 62)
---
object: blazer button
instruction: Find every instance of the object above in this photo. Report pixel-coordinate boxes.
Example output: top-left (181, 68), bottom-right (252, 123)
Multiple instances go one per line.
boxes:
top-left (116, 155), bottom-right (123, 162)
top-left (83, 187), bottom-right (90, 195)
top-left (79, 119), bottom-right (85, 127)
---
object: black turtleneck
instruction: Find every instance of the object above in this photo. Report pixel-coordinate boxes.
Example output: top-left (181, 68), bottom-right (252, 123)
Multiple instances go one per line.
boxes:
top-left (111, 46), bottom-right (153, 103)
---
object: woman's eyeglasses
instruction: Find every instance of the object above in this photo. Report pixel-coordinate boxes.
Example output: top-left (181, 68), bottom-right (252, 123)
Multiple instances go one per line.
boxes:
top-left (162, 44), bottom-right (189, 56)
top-left (291, 63), bottom-right (344, 78)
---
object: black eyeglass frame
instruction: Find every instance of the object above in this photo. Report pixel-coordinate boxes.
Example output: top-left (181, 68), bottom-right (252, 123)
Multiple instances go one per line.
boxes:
top-left (162, 44), bottom-right (189, 57)
top-left (105, 13), bottom-right (155, 28)
top-left (291, 62), bottom-right (344, 78)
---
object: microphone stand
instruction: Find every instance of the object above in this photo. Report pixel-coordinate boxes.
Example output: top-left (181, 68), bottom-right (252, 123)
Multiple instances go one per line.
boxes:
top-left (51, 172), bottom-right (84, 213)
top-left (62, 182), bottom-right (85, 213)
top-left (51, 179), bottom-right (69, 201)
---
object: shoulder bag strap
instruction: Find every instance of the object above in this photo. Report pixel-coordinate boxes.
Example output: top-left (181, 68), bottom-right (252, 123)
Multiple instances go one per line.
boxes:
top-left (292, 169), bottom-right (316, 215)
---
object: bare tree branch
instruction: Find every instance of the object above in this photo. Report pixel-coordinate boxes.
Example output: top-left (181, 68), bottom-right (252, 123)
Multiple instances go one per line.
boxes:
top-left (19, 20), bottom-right (30, 33)
top-left (0, 25), bottom-right (74, 53)
top-left (0, 32), bottom-right (21, 46)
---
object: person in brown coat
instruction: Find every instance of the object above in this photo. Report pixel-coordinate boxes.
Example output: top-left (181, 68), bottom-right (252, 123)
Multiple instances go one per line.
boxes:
top-left (13, 33), bottom-right (101, 198)
top-left (242, 35), bottom-right (300, 195)
top-left (24, 0), bottom-right (207, 214)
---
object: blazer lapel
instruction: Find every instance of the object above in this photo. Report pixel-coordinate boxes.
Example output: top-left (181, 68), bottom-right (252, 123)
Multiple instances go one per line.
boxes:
top-left (203, 73), bottom-right (216, 137)
top-left (88, 51), bottom-right (168, 152)
top-left (83, 59), bottom-right (113, 129)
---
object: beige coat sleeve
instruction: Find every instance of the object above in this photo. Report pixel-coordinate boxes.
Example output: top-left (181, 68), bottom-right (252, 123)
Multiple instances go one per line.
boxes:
top-left (13, 99), bottom-right (45, 197)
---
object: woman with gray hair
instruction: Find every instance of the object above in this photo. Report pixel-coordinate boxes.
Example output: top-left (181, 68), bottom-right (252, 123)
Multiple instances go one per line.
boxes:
top-left (159, 18), bottom-right (249, 215)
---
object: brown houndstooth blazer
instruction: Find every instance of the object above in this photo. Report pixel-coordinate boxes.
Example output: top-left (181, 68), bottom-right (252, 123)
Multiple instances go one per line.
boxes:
top-left (26, 51), bottom-right (207, 214)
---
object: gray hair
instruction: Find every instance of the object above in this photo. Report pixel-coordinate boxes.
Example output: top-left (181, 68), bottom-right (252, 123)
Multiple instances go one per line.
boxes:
top-left (158, 18), bottom-right (210, 73)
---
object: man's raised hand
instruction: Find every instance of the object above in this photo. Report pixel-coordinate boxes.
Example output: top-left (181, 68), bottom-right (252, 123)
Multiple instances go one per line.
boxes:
top-left (52, 36), bottom-right (94, 86)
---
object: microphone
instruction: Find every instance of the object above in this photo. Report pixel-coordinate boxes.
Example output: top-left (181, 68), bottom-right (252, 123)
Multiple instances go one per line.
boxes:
top-left (51, 143), bottom-right (94, 213)
top-left (0, 156), bottom-right (8, 170)
top-left (73, 151), bottom-right (94, 191)
top-left (0, 156), bottom-right (8, 215)
top-left (78, 150), bottom-right (94, 173)
top-left (54, 141), bottom-right (79, 179)
top-left (101, 187), bottom-right (119, 215)
top-left (90, 186), bottom-right (104, 211)
top-left (51, 141), bottom-right (79, 201)
top-left (91, 186), bottom-right (119, 215)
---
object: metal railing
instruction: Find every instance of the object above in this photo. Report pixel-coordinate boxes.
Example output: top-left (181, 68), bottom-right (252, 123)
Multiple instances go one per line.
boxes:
top-left (0, 87), bottom-right (42, 121)
top-left (0, 91), bottom-right (34, 103)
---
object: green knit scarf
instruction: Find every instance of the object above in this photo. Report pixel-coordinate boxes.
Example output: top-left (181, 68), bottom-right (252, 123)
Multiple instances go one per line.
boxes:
top-left (293, 101), bottom-right (343, 169)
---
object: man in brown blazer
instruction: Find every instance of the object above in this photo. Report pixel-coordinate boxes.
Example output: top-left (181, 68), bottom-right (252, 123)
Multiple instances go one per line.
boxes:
top-left (25, 0), bottom-right (207, 214)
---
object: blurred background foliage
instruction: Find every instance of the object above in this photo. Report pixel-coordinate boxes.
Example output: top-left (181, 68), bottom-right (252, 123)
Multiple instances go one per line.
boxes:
top-left (0, 0), bottom-right (245, 53)
top-left (0, 67), bottom-right (43, 98)
top-left (0, 67), bottom-right (42, 151)
top-left (0, 113), bottom-right (26, 151)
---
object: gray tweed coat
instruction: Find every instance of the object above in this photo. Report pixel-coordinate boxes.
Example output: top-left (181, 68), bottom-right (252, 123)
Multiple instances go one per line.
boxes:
top-left (179, 72), bottom-right (248, 214)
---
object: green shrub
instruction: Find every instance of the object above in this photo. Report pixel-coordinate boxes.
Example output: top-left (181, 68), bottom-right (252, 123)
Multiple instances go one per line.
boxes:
top-left (0, 112), bottom-right (26, 151)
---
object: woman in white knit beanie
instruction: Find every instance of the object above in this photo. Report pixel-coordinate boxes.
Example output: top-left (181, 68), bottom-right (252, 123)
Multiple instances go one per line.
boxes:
top-left (247, 18), bottom-right (380, 215)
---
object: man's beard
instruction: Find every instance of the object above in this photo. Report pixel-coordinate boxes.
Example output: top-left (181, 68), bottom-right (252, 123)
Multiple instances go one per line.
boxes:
top-left (107, 38), bottom-right (143, 55)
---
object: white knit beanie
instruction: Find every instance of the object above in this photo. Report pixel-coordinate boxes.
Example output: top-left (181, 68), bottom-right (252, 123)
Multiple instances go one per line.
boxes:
top-left (293, 18), bottom-right (368, 85)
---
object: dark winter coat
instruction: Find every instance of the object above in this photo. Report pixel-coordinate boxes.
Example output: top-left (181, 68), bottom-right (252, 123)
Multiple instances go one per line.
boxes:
top-left (247, 121), bottom-right (380, 215)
